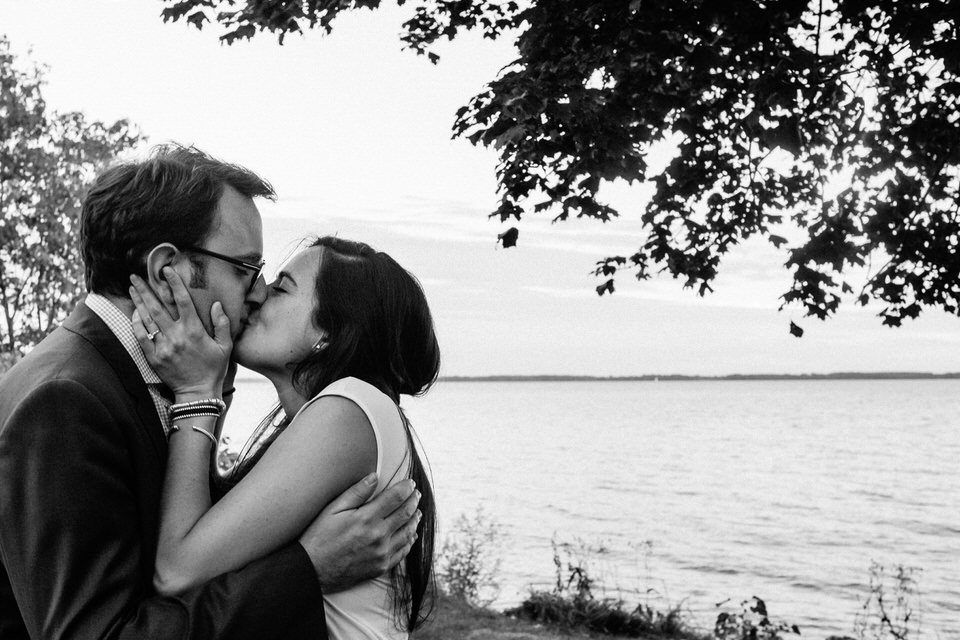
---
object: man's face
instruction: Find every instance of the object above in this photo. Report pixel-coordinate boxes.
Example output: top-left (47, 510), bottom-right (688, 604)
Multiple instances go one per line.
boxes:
top-left (186, 184), bottom-right (265, 339)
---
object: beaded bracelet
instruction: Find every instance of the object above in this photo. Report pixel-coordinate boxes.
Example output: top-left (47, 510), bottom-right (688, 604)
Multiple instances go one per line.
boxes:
top-left (170, 398), bottom-right (227, 413)
top-left (170, 408), bottom-right (222, 422)
top-left (169, 398), bottom-right (226, 423)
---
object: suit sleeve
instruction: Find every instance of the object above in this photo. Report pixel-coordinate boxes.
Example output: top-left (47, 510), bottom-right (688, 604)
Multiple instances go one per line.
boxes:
top-left (0, 379), bottom-right (326, 640)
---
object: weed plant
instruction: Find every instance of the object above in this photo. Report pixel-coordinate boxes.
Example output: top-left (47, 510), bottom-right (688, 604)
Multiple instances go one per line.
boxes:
top-left (436, 507), bottom-right (503, 607)
top-left (854, 563), bottom-right (922, 640)
top-left (507, 538), bottom-right (704, 639)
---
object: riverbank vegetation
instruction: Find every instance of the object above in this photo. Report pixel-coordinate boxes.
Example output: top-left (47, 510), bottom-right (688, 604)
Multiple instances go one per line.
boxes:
top-left (424, 509), bottom-right (930, 640)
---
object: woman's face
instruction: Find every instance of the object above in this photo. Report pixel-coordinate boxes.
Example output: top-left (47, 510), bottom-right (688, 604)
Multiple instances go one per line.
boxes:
top-left (233, 246), bottom-right (326, 377)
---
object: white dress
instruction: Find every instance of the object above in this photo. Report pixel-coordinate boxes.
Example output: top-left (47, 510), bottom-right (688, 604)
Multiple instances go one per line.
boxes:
top-left (292, 377), bottom-right (412, 640)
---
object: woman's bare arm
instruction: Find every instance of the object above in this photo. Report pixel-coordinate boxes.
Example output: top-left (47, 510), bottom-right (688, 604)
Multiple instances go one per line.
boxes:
top-left (154, 396), bottom-right (377, 594)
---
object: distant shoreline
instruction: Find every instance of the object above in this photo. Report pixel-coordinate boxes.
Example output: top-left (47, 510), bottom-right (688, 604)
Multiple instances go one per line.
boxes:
top-left (437, 372), bottom-right (960, 382)
top-left (235, 372), bottom-right (960, 384)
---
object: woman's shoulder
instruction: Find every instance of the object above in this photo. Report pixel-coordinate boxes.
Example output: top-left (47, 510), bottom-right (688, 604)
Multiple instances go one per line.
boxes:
top-left (292, 377), bottom-right (398, 427)
top-left (318, 376), bottom-right (387, 400)
top-left (316, 377), bottom-right (399, 416)
top-left (295, 377), bottom-right (409, 494)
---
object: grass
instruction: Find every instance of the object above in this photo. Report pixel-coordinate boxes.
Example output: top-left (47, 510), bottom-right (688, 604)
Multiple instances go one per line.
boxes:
top-left (505, 592), bottom-right (703, 639)
top-left (415, 593), bottom-right (698, 640)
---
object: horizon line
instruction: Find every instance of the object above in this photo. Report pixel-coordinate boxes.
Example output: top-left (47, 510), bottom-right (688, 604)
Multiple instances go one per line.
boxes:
top-left (235, 371), bottom-right (960, 383)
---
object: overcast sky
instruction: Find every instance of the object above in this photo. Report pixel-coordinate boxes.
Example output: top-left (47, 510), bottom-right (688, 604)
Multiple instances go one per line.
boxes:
top-left (2, 0), bottom-right (958, 376)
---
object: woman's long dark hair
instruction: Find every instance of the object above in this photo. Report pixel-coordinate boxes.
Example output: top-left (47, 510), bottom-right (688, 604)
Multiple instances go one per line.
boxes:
top-left (289, 236), bottom-right (440, 631)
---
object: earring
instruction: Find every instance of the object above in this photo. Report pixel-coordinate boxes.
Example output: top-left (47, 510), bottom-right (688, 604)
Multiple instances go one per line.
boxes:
top-left (311, 337), bottom-right (326, 352)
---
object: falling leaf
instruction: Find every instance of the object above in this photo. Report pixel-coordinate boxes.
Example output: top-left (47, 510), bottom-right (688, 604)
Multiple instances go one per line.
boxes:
top-left (497, 227), bottom-right (519, 248)
top-left (596, 279), bottom-right (615, 296)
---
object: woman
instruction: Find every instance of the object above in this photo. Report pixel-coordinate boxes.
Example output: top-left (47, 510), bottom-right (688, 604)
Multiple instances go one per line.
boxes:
top-left (130, 236), bottom-right (439, 639)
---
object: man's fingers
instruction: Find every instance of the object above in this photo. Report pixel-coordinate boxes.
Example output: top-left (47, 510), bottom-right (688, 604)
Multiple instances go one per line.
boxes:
top-left (321, 473), bottom-right (380, 515)
top-left (382, 485), bottom-right (420, 534)
top-left (362, 479), bottom-right (417, 523)
top-left (385, 538), bottom-right (416, 572)
top-left (385, 508), bottom-right (421, 566)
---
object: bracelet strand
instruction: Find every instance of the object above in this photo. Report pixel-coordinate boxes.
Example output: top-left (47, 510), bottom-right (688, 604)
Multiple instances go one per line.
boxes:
top-left (167, 424), bottom-right (218, 446)
top-left (169, 398), bottom-right (225, 423)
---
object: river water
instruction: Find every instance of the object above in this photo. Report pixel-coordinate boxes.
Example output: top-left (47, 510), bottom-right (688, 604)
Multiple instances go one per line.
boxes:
top-left (223, 378), bottom-right (959, 639)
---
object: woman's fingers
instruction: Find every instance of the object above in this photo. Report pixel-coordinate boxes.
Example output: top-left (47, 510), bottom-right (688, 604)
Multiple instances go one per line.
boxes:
top-left (129, 285), bottom-right (167, 351)
top-left (131, 308), bottom-right (151, 346)
top-left (163, 267), bottom-right (204, 331)
top-left (211, 301), bottom-right (233, 350)
top-left (130, 274), bottom-right (176, 331)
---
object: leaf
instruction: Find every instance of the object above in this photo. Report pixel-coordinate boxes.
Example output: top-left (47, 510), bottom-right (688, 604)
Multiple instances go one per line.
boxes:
top-left (596, 279), bottom-right (614, 295)
top-left (222, 24), bottom-right (257, 45)
top-left (751, 597), bottom-right (768, 617)
top-left (497, 227), bottom-right (519, 248)
top-left (789, 321), bottom-right (804, 338)
top-left (187, 10), bottom-right (208, 30)
top-left (493, 125), bottom-right (525, 149)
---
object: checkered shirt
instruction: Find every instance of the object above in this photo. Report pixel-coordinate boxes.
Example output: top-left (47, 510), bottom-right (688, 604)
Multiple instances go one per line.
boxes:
top-left (85, 293), bottom-right (173, 435)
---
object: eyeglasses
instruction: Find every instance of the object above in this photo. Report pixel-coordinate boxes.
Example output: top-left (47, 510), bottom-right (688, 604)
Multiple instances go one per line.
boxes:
top-left (182, 246), bottom-right (266, 293)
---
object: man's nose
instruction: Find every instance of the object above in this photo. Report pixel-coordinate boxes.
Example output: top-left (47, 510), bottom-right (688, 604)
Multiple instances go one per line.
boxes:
top-left (246, 274), bottom-right (267, 305)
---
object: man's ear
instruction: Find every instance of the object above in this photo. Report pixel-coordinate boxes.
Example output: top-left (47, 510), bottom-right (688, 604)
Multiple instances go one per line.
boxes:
top-left (144, 243), bottom-right (182, 307)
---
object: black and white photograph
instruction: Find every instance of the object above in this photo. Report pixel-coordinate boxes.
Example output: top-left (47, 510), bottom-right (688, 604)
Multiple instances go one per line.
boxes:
top-left (0, 2), bottom-right (957, 639)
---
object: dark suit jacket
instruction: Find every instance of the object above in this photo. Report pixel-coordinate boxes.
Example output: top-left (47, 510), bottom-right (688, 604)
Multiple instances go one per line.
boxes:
top-left (0, 302), bottom-right (327, 639)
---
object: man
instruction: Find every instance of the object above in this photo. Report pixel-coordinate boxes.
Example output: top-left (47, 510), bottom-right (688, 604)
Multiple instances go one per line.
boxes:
top-left (0, 145), bottom-right (420, 639)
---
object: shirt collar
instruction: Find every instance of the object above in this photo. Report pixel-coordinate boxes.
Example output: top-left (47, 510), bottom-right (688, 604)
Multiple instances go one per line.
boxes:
top-left (85, 293), bottom-right (163, 386)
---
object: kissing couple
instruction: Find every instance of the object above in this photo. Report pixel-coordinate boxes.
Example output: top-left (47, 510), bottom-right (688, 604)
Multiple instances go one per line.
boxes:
top-left (0, 144), bottom-right (440, 640)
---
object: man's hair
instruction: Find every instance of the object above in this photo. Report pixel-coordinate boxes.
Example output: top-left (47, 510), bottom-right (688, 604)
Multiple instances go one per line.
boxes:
top-left (80, 144), bottom-right (275, 296)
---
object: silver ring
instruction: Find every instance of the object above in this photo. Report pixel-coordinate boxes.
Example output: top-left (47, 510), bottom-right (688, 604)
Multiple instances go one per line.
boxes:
top-left (146, 329), bottom-right (160, 341)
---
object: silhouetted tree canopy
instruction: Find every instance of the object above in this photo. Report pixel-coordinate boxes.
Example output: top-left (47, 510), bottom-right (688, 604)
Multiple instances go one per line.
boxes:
top-left (161, 0), bottom-right (960, 331)
top-left (0, 36), bottom-right (143, 364)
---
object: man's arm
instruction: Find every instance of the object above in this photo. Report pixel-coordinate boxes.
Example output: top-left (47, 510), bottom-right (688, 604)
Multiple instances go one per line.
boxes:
top-left (0, 379), bottom-right (323, 640)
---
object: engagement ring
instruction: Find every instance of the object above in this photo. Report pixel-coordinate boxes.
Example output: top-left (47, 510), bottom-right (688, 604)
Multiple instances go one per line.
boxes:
top-left (146, 330), bottom-right (160, 341)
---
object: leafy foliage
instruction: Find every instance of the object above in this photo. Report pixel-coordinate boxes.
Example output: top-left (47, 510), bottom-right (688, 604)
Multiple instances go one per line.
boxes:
top-left (0, 37), bottom-right (143, 363)
top-left (714, 596), bottom-right (801, 640)
top-left (160, 0), bottom-right (960, 330)
top-left (436, 508), bottom-right (502, 606)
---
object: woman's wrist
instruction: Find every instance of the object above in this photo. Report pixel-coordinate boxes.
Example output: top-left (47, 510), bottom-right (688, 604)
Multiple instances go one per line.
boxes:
top-left (168, 423), bottom-right (219, 446)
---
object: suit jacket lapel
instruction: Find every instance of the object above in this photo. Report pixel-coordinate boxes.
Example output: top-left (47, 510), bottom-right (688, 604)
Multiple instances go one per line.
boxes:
top-left (62, 301), bottom-right (168, 463)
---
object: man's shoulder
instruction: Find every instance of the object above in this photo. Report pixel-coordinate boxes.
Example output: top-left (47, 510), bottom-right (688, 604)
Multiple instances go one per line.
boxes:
top-left (0, 324), bottom-right (119, 410)
top-left (7, 324), bottom-right (102, 376)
